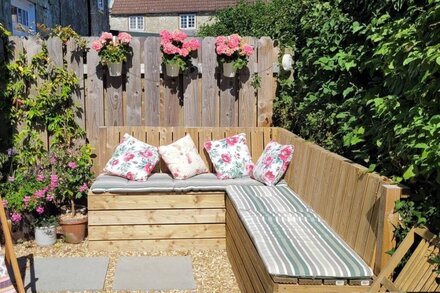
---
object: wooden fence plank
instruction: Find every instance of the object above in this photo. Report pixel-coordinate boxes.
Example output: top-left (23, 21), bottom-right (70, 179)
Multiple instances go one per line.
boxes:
top-left (125, 37), bottom-right (142, 125)
top-left (257, 37), bottom-right (274, 126)
top-left (201, 37), bottom-right (218, 126)
top-left (86, 37), bottom-right (105, 168)
top-left (163, 73), bottom-right (180, 126)
top-left (239, 37), bottom-right (257, 127)
top-left (47, 37), bottom-right (63, 67)
top-left (105, 73), bottom-right (123, 126)
top-left (219, 74), bottom-right (238, 126)
top-left (66, 40), bottom-right (85, 130)
top-left (144, 37), bottom-right (161, 126)
top-left (22, 37), bottom-right (48, 149)
top-left (183, 37), bottom-right (201, 126)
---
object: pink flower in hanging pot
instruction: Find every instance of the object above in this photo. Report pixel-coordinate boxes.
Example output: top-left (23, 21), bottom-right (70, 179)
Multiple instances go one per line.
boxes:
top-left (118, 32), bottom-right (132, 44)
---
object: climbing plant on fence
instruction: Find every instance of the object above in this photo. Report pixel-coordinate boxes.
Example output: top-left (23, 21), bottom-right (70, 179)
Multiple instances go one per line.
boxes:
top-left (199, 0), bottom-right (440, 237)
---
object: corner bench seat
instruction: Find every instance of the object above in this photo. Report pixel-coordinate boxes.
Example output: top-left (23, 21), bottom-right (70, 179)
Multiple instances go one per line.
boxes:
top-left (226, 185), bottom-right (373, 281)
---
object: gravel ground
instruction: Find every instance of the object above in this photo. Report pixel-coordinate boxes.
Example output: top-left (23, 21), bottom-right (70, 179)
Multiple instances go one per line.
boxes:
top-left (14, 239), bottom-right (240, 293)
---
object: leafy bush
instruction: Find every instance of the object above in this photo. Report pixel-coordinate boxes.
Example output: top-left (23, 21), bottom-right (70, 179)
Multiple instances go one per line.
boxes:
top-left (200, 0), bottom-right (440, 235)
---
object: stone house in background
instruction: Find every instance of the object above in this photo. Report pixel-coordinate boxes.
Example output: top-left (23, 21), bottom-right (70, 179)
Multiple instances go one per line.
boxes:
top-left (109, 0), bottom-right (242, 36)
top-left (0, 0), bottom-right (109, 36)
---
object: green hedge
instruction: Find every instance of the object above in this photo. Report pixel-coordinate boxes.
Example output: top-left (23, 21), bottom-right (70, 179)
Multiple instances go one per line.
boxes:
top-left (199, 0), bottom-right (440, 236)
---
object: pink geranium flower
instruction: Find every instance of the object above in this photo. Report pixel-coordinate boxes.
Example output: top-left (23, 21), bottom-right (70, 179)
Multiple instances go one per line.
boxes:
top-left (118, 32), bottom-right (132, 44)
top-left (101, 32), bottom-right (113, 40)
top-left (171, 29), bottom-right (187, 42)
top-left (92, 40), bottom-right (103, 52)
top-left (221, 153), bottom-right (232, 163)
top-left (242, 44), bottom-right (254, 56)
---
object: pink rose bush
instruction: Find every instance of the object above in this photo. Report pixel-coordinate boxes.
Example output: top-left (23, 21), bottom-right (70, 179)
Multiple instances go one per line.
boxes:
top-left (160, 29), bottom-right (201, 71)
top-left (215, 34), bottom-right (254, 70)
top-left (92, 32), bottom-right (133, 65)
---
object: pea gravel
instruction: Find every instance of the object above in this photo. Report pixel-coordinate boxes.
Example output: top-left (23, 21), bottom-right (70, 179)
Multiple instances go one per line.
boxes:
top-left (14, 239), bottom-right (240, 293)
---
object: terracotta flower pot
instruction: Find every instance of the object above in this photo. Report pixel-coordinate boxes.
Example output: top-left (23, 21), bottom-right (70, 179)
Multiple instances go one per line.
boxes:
top-left (59, 215), bottom-right (87, 244)
top-left (223, 62), bottom-right (236, 78)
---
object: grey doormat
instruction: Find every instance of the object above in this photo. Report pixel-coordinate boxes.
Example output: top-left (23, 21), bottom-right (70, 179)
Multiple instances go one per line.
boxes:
top-left (113, 256), bottom-right (196, 291)
top-left (23, 257), bottom-right (109, 292)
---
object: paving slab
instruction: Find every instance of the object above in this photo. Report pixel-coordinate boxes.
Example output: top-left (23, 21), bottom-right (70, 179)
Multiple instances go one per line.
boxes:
top-left (113, 256), bottom-right (196, 291)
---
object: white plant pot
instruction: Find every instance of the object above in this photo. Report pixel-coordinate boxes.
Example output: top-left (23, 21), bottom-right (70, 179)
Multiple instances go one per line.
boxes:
top-left (166, 63), bottom-right (180, 77)
top-left (108, 62), bottom-right (123, 77)
top-left (35, 225), bottom-right (57, 246)
top-left (223, 62), bottom-right (237, 78)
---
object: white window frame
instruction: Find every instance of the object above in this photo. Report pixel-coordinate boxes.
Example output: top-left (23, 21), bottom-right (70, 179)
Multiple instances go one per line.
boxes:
top-left (11, 0), bottom-right (36, 36)
top-left (129, 16), bottom-right (144, 31)
top-left (97, 0), bottom-right (105, 11)
top-left (179, 14), bottom-right (196, 30)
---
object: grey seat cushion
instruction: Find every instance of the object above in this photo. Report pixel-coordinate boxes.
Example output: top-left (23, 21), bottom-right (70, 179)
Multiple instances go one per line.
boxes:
top-left (173, 173), bottom-right (266, 192)
top-left (90, 173), bottom-right (174, 193)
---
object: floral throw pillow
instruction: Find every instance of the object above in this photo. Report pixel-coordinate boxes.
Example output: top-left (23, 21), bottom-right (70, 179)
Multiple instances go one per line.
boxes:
top-left (158, 134), bottom-right (209, 179)
top-left (204, 133), bottom-right (254, 180)
top-left (252, 141), bottom-right (294, 186)
top-left (104, 133), bottom-right (160, 181)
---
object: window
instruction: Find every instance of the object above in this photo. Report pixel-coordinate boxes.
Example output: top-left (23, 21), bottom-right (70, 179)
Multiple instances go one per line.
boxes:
top-left (11, 0), bottom-right (36, 36)
top-left (11, 6), bottom-right (29, 26)
top-left (97, 0), bottom-right (104, 11)
top-left (179, 14), bottom-right (196, 30)
top-left (129, 16), bottom-right (144, 31)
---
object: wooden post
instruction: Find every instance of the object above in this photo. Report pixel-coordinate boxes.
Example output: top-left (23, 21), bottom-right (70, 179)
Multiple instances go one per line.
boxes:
top-left (0, 198), bottom-right (25, 293)
top-left (375, 184), bottom-right (402, 275)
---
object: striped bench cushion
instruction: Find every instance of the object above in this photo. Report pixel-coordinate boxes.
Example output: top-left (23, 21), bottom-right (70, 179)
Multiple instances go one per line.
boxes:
top-left (226, 185), bottom-right (373, 279)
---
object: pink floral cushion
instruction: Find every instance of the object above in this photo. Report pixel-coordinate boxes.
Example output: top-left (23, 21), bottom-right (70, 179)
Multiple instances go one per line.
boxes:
top-left (158, 134), bottom-right (209, 179)
top-left (204, 133), bottom-right (254, 180)
top-left (252, 141), bottom-right (294, 186)
top-left (104, 133), bottom-right (160, 181)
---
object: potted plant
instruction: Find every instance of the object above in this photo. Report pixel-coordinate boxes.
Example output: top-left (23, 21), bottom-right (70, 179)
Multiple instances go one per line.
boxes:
top-left (51, 144), bottom-right (93, 244)
top-left (215, 34), bottom-right (254, 78)
top-left (160, 29), bottom-right (201, 77)
top-left (91, 32), bottom-right (133, 76)
top-left (0, 167), bottom-right (58, 247)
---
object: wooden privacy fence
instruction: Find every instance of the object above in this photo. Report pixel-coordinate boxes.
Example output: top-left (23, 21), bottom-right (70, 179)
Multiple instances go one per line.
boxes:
top-left (1, 36), bottom-right (279, 152)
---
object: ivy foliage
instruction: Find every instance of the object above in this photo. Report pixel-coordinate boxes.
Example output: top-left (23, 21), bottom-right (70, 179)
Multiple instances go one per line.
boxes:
top-left (200, 0), bottom-right (440, 235)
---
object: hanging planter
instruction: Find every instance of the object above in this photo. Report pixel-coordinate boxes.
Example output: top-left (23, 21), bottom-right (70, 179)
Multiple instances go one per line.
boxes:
top-left (107, 62), bottom-right (123, 77)
top-left (165, 63), bottom-right (180, 77)
top-left (160, 29), bottom-right (200, 78)
top-left (92, 32), bottom-right (133, 77)
top-left (223, 62), bottom-right (236, 78)
top-left (34, 224), bottom-right (57, 246)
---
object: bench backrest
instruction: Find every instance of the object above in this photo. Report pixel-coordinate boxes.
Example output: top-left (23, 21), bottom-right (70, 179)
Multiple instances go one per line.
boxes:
top-left (97, 126), bottom-right (402, 274)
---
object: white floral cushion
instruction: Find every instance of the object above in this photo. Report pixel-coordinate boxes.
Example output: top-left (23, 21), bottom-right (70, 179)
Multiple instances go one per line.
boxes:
top-left (204, 133), bottom-right (254, 180)
top-left (158, 134), bottom-right (209, 179)
top-left (252, 141), bottom-right (294, 186)
top-left (103, 133), bottom-right (160, 181)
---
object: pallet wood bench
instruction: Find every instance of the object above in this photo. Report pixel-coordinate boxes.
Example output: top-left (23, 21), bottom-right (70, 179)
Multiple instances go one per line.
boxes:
top-left (88, 126), bottom-right (404, 292)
